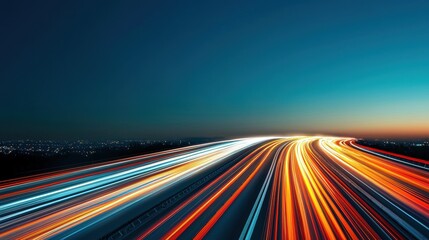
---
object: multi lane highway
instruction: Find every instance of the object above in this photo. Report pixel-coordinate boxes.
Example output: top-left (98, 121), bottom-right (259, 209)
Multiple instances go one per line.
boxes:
top-left (0, 137), bottom-right (428, 239)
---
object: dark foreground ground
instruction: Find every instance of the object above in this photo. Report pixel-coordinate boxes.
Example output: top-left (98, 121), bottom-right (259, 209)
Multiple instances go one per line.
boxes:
top-left (357, 138), bottom-right (429, 160)
top-left (0, 138), bottom-right (221, 181)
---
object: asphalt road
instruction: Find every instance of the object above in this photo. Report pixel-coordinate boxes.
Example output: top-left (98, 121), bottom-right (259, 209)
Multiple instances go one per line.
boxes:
top-left (1, 136), bottom-right (428, 239)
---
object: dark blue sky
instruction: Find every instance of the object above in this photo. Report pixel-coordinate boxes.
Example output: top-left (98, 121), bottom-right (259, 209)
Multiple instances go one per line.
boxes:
top-left (1, 1), bottom-right (429, 139)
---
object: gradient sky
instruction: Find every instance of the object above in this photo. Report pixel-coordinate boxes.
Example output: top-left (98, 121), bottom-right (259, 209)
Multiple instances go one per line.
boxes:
top-left (1, 1), bottom-right (429, 139)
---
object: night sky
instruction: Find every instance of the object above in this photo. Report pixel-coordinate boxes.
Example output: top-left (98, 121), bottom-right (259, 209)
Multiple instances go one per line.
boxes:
top-left (1, 1), bottom-right (429, 139)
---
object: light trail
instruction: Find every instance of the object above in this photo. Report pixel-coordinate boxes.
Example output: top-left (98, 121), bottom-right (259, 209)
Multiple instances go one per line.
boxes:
top-left (0, 136), bottom-right (427, 239)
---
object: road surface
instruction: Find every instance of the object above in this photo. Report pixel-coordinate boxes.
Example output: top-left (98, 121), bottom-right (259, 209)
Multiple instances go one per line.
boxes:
top-left (0, 136), bottom-right (428, 239)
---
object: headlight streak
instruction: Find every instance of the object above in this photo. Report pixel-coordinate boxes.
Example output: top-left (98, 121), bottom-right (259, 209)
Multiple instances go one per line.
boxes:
top-left (350, 141), bottom-right (429, 170)
top-left (0, 136), bottom-right (427, 239)
top-left (239, 141), bottom-right (290, 240)
top-left (0, 138), bottom-right (270, 239)
top-left (0, 141), bottom-right (238, 222)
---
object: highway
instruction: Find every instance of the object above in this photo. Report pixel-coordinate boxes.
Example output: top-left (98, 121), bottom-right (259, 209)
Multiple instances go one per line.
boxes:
top-left (0, 137), bottom-right (428, 239)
